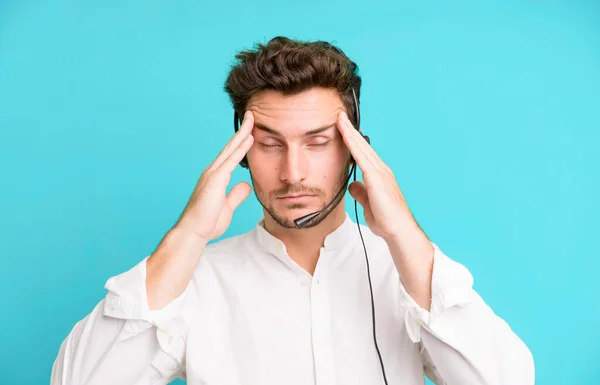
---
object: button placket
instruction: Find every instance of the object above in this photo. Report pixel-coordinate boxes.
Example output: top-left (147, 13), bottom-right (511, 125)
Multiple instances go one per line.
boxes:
top-left (310, 261), bottom-right (335, 384)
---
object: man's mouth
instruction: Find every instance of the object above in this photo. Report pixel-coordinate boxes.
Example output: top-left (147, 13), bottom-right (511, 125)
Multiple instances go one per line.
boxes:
top-left (278, 194), bottom-right (316, 200)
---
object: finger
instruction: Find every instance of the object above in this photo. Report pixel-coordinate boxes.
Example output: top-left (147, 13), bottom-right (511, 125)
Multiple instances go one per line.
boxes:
top-left (336, 112), bottom-right (378, 173)
top-left (211, 111), bottom-right (254, 170)
top-left (213, 111), bottom-right (254, 167)
top-left (339, 112), bottom-right (392, 175)
top-left (226, 181), bottom-right (252, 211)
top-left (348, 181), bottom-right (369, 208)
top-left (349, 181), bottom-right (376, 226)
top-left (341, 112), bottom-right (383, 166)
top-left (218, 134), bottom-right (255, 173)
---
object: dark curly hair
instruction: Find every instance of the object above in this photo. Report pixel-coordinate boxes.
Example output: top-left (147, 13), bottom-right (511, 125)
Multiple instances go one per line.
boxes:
top-left (224, 36), bottom-right (362, 125)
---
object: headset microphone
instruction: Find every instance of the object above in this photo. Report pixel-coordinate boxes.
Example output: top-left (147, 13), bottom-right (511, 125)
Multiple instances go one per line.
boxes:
top-left (293, 163), bottom-right (356, 228)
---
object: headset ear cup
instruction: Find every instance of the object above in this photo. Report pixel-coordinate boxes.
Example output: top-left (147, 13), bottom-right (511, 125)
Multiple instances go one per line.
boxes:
top-left (240, 157), bottom-right (249, 168)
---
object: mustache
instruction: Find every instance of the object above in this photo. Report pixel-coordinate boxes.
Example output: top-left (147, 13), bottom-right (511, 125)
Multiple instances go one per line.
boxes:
top-left (270, 184), bottom-right (324, 199)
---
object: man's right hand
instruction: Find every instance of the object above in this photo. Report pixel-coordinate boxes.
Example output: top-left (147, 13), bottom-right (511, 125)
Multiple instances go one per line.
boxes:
top-left (145, 111), bottom-right (254, 310)
top-left (175, 111), bottom-right (255, 243)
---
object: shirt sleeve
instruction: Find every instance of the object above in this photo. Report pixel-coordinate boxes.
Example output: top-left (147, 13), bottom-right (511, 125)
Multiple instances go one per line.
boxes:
top-left (397, 242), bottom-right (535, 385)
top-left (51, 257), bottom-right (188, 385)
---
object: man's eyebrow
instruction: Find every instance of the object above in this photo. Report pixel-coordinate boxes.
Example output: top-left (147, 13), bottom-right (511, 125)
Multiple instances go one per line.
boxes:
top-left (254, 123), bottom-right (336, 136)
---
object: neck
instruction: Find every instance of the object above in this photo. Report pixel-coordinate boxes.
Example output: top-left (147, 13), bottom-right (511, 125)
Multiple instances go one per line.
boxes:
top-left (262, 200), bottom-right (346, 275)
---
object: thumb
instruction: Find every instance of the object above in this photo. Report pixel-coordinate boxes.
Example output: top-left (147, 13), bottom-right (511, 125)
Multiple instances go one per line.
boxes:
top-left (348, 181), bottom-right (369, 208)
top-left (226, 182), bottom-right (252, 211)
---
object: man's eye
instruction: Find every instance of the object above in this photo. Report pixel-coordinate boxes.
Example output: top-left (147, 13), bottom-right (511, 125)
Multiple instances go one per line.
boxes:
top-left (308, 140), bottom-right (330, 147)
top-left (259, 143), bottom-right (281, 148)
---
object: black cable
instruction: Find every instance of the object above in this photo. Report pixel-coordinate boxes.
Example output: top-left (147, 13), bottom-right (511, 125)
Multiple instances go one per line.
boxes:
top-left (353, 167), bottom-right (389, 385)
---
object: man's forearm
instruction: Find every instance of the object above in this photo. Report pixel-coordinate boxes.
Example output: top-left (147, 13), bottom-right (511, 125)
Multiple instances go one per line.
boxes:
top-left (386, 225), bottom-right (434, 311)
top-left (146, 227), bottom-right (207, 310)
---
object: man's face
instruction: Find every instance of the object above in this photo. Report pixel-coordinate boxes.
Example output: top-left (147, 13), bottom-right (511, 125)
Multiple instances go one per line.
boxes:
top-left (245, 87), bottom-right (351, 229)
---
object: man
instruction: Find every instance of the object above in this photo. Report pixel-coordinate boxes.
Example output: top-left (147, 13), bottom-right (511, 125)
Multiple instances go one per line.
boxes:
top-left (51, 36), bottom-right (534, 385)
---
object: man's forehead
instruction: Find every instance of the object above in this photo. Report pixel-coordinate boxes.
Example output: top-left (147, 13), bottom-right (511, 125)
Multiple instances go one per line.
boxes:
top-left (247, 88), bottom-right (344, 111)
top-left (249, 103), bottom-right (342, 118)
top-left (247, 89), bottom-right (345, 135)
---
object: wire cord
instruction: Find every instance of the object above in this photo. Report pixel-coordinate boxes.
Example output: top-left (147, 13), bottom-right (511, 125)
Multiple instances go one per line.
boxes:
top-left (353, 169), bottom-right (389, 385)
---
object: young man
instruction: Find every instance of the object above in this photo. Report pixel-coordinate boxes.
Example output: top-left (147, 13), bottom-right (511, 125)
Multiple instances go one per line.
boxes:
top-left (51, 37), bottom-right (534, 385)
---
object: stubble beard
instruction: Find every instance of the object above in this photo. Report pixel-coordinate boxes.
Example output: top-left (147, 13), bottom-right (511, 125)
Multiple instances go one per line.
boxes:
top-left (251, 165), bottom-right (351, 229)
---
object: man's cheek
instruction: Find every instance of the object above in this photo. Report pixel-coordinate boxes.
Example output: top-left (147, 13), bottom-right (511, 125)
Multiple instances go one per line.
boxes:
top-left (246, 144), bottom-right (259, 160)
top-left (246, 147), bottom-right (267, 170)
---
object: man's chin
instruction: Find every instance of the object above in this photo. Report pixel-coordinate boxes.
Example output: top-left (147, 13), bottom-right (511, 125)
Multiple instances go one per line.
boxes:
top-left (266, 200), bottom-right (339, 229)
top-left (276, 207), bottom-right (313, 221)
top-left (264, 204), bottom-right (317, 228)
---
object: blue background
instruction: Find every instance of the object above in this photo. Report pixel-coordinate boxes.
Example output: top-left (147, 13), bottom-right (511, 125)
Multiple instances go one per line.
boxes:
top-left (1, 1), bottom-right (598, 384)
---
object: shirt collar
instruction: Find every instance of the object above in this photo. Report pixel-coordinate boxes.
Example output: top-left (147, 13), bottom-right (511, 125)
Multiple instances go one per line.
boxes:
top-left (253, 212), bottom-right (355, 257)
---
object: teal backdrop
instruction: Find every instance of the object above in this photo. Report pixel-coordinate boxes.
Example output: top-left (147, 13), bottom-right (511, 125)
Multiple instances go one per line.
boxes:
top-left (1, 1), bottom-right (598, 384)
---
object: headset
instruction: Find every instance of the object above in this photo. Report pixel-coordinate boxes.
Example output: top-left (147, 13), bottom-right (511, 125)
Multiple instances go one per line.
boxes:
top-left (233, 88), bottom-right (389, 385)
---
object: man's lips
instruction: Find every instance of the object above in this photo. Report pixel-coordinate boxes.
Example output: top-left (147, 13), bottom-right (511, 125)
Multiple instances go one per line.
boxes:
top-left (277, 194), bottom-right (316, 200)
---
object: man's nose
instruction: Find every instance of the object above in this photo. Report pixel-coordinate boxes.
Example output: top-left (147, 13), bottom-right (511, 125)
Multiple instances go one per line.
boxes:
top-left (280, 146), bottom-right (308, 185)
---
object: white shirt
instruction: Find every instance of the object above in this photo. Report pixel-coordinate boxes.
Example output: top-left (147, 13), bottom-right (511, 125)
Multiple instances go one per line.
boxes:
top-left (51, 213), bottom-right (534, 385)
